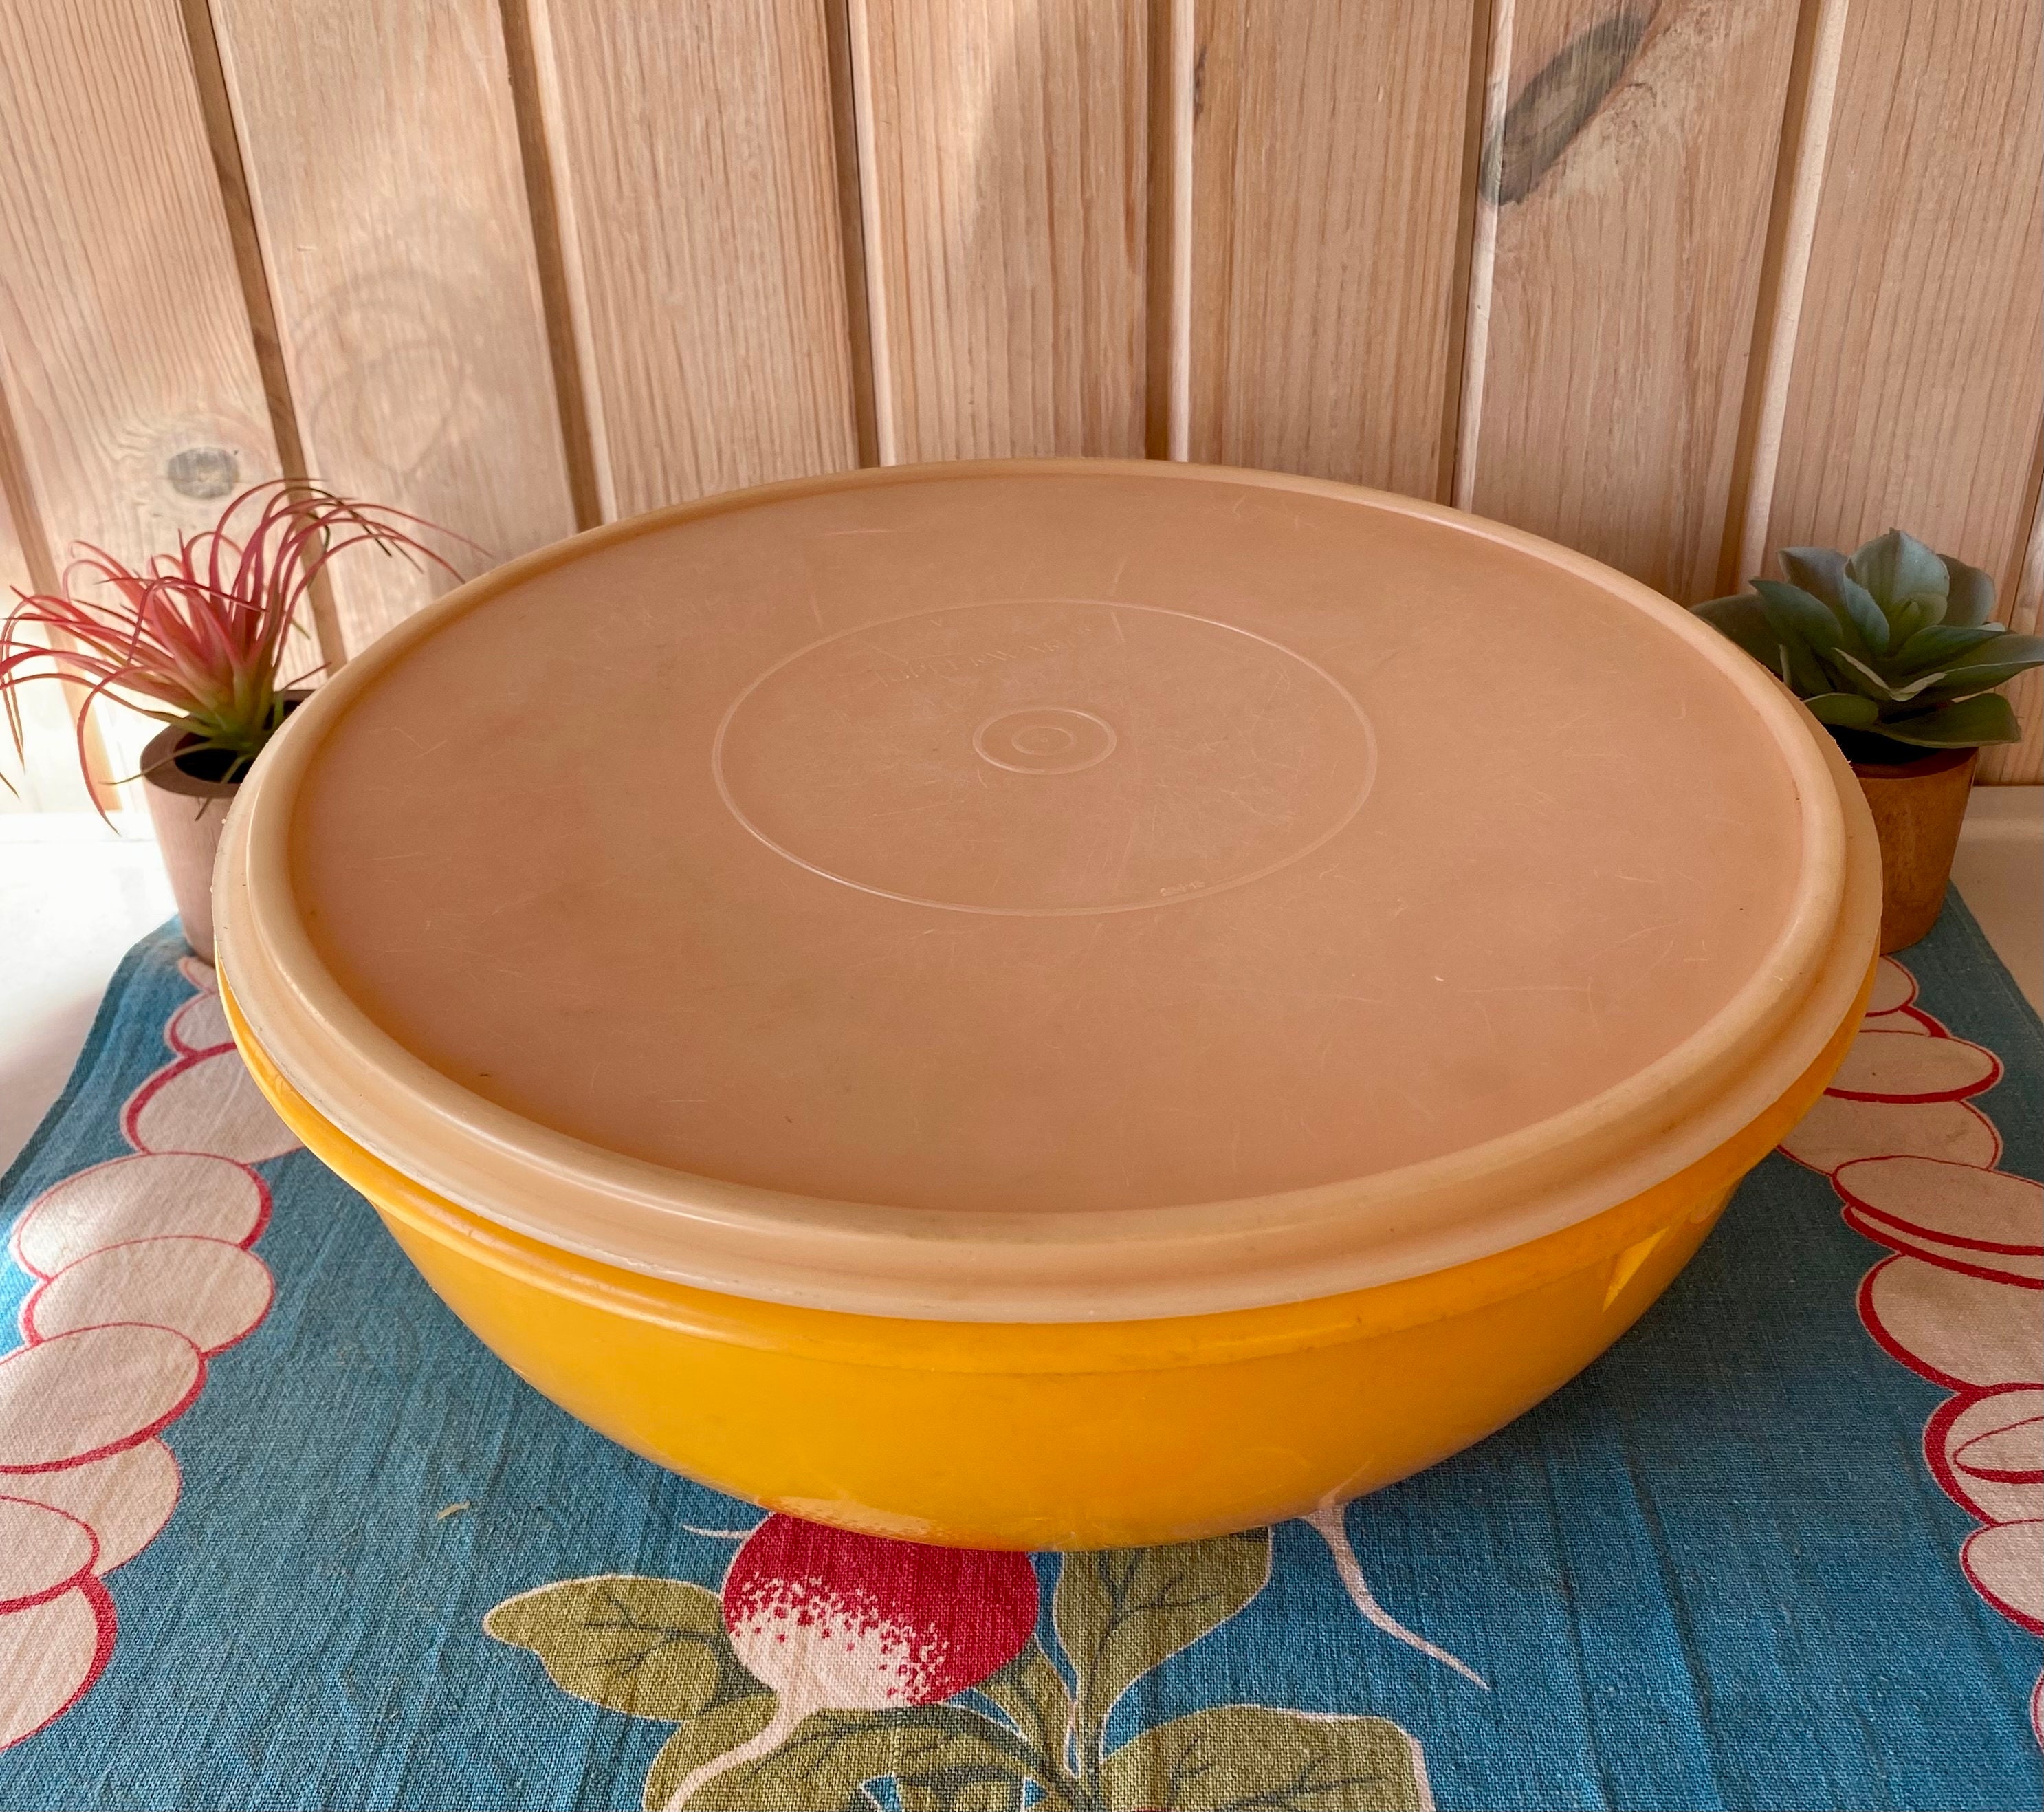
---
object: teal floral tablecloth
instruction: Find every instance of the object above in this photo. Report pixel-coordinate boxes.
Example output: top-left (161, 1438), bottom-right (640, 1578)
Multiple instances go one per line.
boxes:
top-left (0, 903), bottom-right (2038, 1810)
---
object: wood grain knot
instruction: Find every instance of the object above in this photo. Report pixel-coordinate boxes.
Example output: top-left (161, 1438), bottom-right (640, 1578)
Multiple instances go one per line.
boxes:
top-left (165, 446), bottom-right (240, 501)
top-left (1485, 11), bottom-right (1651, 206)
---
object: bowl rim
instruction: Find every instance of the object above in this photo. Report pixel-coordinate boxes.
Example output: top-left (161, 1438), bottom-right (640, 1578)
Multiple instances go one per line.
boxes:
top-left (215, 458), bottom-right (1878, 1322)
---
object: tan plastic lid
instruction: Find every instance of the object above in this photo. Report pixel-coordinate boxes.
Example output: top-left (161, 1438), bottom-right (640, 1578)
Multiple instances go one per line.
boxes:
top-left (217, 462), bottom-right (1875, 1320)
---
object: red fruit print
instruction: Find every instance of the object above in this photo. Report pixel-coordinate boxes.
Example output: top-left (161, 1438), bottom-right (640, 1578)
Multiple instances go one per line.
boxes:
top-left (662, 1514), bottom-right (1038, 1809)
top-left (723, 1514), bottom-right (1039, 1709)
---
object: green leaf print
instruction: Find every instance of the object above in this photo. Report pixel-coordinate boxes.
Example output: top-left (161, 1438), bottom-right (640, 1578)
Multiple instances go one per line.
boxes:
top-left (643, 1698), bottom-right (780, 1812)
top-left (1099, 1706), bottom-right (1429, 1812)
top-left (972, 1641), bottom-right (1077, 1778)
top-left (894, 1766), bottom-right (1029, 1812)
top-left (1054, 1532), bottom-right (1272, 1782)
top-left (663, 1704), bottom-right (1066, 1811)
top-left (484, 1575), bottom-right (764, 1722)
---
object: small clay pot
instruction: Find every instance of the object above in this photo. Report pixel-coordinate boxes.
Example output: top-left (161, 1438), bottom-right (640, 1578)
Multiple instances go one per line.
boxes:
top-left (138, 697), bottom-right (305, 963)
top-left (139, 725), bottom-right (237, 963)
top-left (1849, 745), bottom-right (1977, 953)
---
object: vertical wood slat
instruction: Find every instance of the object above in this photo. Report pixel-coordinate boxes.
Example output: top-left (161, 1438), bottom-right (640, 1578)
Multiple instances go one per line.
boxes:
top-left (1722, 0), bottom-right (1850, 596)
top-left (859, 0), bottom-right (1150, 463)
top-left (1187, 0), bottom-right (1480, 498)
top-left (1460, 0), bottom-right (1803, 603)
top-left (1142, 0), bottom-right (1188, 460)
top-left (0, 0), bottom-right (287, 807)
top-left (1435, 0), bottom-right (1498, 509)
top-left (526, 0), bottom-right (859, 521)
top-left (1451, 0), bottom-right (1514, 516)
top-left (1740, 0), bottom-right (2043, 775)
top-left (844, 0), bottom-right (897, 463)
top-left (206, 0), bottom-right (579, 656)
top-left (821, 0), bottom-right (881, 469)
top-left (494, 0), bottom-right (605, 534)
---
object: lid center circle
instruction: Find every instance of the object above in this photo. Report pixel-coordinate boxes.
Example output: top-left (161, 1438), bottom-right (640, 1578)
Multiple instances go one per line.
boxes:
top-left (713, 597), bottom-right (1376, 917)
top-left (975, 707), bottom-right (1117, 774)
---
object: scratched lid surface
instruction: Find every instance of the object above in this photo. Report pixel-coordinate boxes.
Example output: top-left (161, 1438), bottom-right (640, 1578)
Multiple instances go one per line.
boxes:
top-left (220, 463), bottom-right (1865, 1316)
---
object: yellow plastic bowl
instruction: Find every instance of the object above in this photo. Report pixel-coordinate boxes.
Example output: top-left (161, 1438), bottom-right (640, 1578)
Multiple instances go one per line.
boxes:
top-left (215, 462), bottom-right (1882, 1551)
top-left (223, 948), bottom-right (1872, 1552)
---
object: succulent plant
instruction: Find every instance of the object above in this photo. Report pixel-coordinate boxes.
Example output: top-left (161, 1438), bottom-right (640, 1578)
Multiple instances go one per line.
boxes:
top-left (1695, 529), bottom-right (2041, 762)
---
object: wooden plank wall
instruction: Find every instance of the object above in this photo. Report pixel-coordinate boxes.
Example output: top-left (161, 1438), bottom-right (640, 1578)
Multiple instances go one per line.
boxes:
top-left (0, 0), bottom-right (2036, 784)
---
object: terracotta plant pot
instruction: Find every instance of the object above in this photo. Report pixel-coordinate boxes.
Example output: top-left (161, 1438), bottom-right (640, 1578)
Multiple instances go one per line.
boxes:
top-left (138, 696), bottom-right (305, 963)
top-left (139, 723), bottom-right (237, 963)
top-left (1849, 745), bottom-right (1977, 954)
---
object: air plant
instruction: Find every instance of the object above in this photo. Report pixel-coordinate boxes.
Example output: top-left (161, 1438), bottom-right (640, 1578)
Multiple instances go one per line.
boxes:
top-left (1, 480), bottom-right (461, 815)
top-left (1695, 530), bottom-right (2042, 763)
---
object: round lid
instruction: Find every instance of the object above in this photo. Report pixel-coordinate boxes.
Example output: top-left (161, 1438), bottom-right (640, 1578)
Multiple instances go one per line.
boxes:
top-left (219, 461), bottom-right (1871, 1320)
